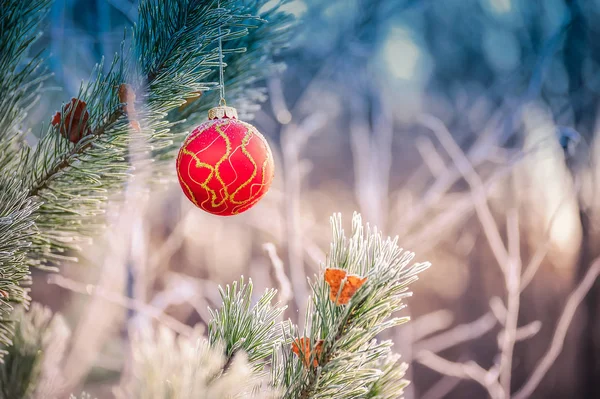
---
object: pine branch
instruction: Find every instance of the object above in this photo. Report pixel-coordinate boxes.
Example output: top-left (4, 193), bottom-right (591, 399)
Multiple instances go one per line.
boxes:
top-left (0, 0), bottom-right (293, 364)
top-left (170, 0), bottom-right (295, 125)
top-left (19, 0), bottom-right (293, 263)
top-left (150, 0), bottom-right (295, 186)
top-left (365, 353), bottom-right (410, 399)
top-left (0, 185), bottom-right (39, 352)
top-left (19, 54), bottom-right (132, 262)
top-left (112, 212), bottom-right (428, 398)
top-left (0, 0), bottom-right (52, 351)
top-left (116, 326), bottom-right (279, 399)
top-left (208, 277), bottom-right (287, 373)
top-left (280, 213), bottom-right (430, 399)
top-left (27, 110), bottom-right (124, 199)
top-left (0, 0), bottom-right (50, 153)
top-left (0, 0), bottom-right (296, 392)
top-left (0, 304), bottom-right (69, 399)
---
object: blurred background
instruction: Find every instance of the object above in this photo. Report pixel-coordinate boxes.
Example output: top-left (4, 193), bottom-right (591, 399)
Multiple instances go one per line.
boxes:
top-left (27, 0), bottom-right (600, 398)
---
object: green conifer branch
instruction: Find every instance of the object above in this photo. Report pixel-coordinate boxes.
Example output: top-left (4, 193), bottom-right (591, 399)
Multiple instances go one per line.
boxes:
top-left (0, 1), bottom-right (430, 397)
top-left (0, 304), bottom-right (69, 399)
top-left (208, 277), bottom-right (287, 373)
top-left (365, 353), bottom-right (410, 398)
top-left (0, 187), bottom-right (39, 355)
top-left (116, 326), bottom-right (279, 399)
top-left (0, 0), bottom-right (293, 357)
top-left (279, 213), bottom-right (430, 398)
top-left (54, 212), bottom-right (426, 398)
top-left (170, 0), bottom-right (295, 126)
top-left (0, 0), bottom-right (50, 157)
top-left (21, 0), bottom-right (293, 263)
top-left (0, 0), bottom-right (52, 350)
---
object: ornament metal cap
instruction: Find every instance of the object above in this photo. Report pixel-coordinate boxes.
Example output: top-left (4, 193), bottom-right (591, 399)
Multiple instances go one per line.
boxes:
top-left (208, 105), bottom-right (238, 120)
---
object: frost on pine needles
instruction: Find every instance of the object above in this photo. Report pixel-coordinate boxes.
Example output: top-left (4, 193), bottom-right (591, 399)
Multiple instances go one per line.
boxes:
top-left (274, 212), bottom-right (430, 399)
top-left (208, 278), bottom-right (286, 373)
top-left (79, 212), bottom-right (429, 399)
top-left (0, 304), bottom-right (70, 399)
top-left (116, 326), bottom-right (279, 399)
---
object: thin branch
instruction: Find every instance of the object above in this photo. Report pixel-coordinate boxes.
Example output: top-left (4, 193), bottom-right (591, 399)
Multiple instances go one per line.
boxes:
top-left (48, 274), bottom-right (193, 337)
top-left (147, 208), bottom-right (192, 273)
top-left (420, 375), bottom-right (462, 399)
top-left (415, 135), bottom-right (447, 177)
top-left (349, 92), bottom-right (393, 229)
top-left (489, 296), bottom-right (507, 325)
top-left (28, 110), bottom-right (123, 198)
top-left (418, 114), bottom-right (510, 272)
top-left (281, 111), bottom-right (327, 324)
top-left (519, 242), bottom-right (549, 292)
top-left (268, 77), bottom-right (292, 125)
top-left (402, 150), bottom-right (524, 254)
top-left (263, 242), bottom-right (293, 306)
top-left (304, 239), bottom-right (326, 268)
top-left (498, 320), bottom-right (541, 345)
top-left (417, 351), bottom-right (503, 399)
top-left (414, 312), bottom-right (497, 355)
top-left (520, 188), bottom-right (575, 291)
top-left (149, 273), bottom-right (213, 325)
top-left (401, 17), bottom-right (566, 238)
top-left (499, 208), bottom-right (522, 394)
top-left (410, 309), bottom-right (454, 342)
top-left (513, 257), bottom-right (600, 399)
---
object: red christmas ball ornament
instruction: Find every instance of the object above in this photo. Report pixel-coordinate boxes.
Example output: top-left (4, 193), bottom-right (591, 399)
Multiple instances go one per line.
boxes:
top-left (176, 105), bottom-right (274, 216)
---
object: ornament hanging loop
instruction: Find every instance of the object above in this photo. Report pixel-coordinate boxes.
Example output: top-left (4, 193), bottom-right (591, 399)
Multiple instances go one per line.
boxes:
top-left (208, 0), bottom-right (235, 121)
top-left (217, 0), bottom-right (226, 106)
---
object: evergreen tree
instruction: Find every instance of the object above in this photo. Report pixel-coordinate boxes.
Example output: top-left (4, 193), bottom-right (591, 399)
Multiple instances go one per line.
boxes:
top-left (0, 0), bottom-right (429, 397)
top-left (0, 0), bottom-right (291, 355)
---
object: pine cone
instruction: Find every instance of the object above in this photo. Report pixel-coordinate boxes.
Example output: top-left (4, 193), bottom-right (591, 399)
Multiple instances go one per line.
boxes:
top-left (52, 98), bottom-right (92, 143)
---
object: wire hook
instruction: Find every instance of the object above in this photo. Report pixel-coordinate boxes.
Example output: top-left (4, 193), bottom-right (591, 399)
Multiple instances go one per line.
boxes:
top-left (218, 0), bottom-right (226, 105)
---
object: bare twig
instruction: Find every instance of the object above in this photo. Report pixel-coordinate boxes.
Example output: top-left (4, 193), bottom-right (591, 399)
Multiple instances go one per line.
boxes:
top-left (489, 296), bottom-right (507, 325)
top-left (59, 203), bottom-right (131, 393)
top-left (149, 274), bottom-right (197, 311)
top-left (403, 191), bottom-right (476, 252)
top-left (400, 17), bottom-right (566, 238)
top-left (304, 239), bottom-right (326, 268)
top-left (519, 241), bottom-right (549, 292)
top-left (48, 274), bottom-right (193, 336)
top-left (410, 309), bottom-right (454, 342)
top-left (147, 208), bottom-right (192, 274)
top-left (263, 242), bottom-right (293, 306)
top-left (402, 145), bottom-right (531, 254)
top-left (498, 320), bottom-right (542, 345)
top-left (520, 188), bottom-right (575, 291)
top-left (420, 375), bottom-right (462, 399)
top-left (419, 114), bottom-right (510, 272)
top-left (268, 77), bottom-right (292, 125)
top-left (398, 108), bottom-right (505, 238)
top-left (499, 209), bottom-right (522, 394)
top-left (281, 111), bottom-right (327, 324)
top-left (146, 274), bottom-right (212, 325)
top-left (349, 93), bottom-right (393, 229)
top-left (417, 351), bottom-right (504, 399)
top-left (415, 136), bottom-right (447, 177)
top-left (164, 272), bottom-right (219, 322)
top-left (414, 312), bottom-right (497, 354)
top-left (513, 257), bottom-right (600, 399)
